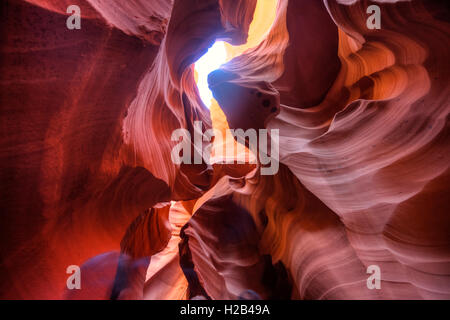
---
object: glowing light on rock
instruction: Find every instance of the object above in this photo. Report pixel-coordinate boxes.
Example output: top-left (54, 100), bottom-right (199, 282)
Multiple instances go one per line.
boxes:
top-left (194, 0), bottom-right (277, 110)
top-left (194, 41), bottom-right (228, 109)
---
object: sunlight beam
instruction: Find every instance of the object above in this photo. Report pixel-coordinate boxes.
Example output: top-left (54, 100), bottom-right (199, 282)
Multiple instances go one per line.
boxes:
top-left (194, 41), bottom-right (228, 109)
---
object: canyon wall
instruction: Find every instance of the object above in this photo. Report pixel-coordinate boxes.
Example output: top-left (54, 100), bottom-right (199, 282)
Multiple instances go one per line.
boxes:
top-left (0, 0), bottom-right (448, 299)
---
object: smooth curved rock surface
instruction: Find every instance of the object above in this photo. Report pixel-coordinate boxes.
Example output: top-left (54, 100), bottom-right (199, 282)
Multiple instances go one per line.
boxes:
top-left (0, 0), bottom-right (449, 300)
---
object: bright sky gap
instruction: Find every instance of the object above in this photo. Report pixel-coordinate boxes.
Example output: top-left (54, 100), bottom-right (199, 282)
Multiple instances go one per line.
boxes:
top-left (194, 41), bottom-right (228, 109)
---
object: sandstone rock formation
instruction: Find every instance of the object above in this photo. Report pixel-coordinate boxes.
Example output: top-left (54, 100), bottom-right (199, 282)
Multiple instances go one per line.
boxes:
top-left (0, 0), bottom-right (448, 299)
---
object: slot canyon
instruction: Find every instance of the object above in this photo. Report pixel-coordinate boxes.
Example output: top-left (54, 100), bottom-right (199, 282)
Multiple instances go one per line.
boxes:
top-left (0, 0), bottom-right (449, 300)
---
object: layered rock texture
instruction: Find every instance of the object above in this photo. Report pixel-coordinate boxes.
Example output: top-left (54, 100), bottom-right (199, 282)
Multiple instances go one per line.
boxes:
top-left (0, 0), bottom-right (449, 299)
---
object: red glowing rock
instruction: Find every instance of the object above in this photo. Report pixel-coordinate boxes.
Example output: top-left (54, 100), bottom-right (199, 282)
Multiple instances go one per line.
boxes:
top-left (0, 0), bottom-right (449, 300)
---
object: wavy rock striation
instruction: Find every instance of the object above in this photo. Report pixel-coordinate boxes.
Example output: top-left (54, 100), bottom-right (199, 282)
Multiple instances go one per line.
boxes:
top-left (0, 0), bottom-right (449, 299)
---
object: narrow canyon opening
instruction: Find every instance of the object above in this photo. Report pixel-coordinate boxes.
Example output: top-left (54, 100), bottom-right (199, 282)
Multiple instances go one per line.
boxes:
top-left (193, 0), bottom-right (278, 164)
